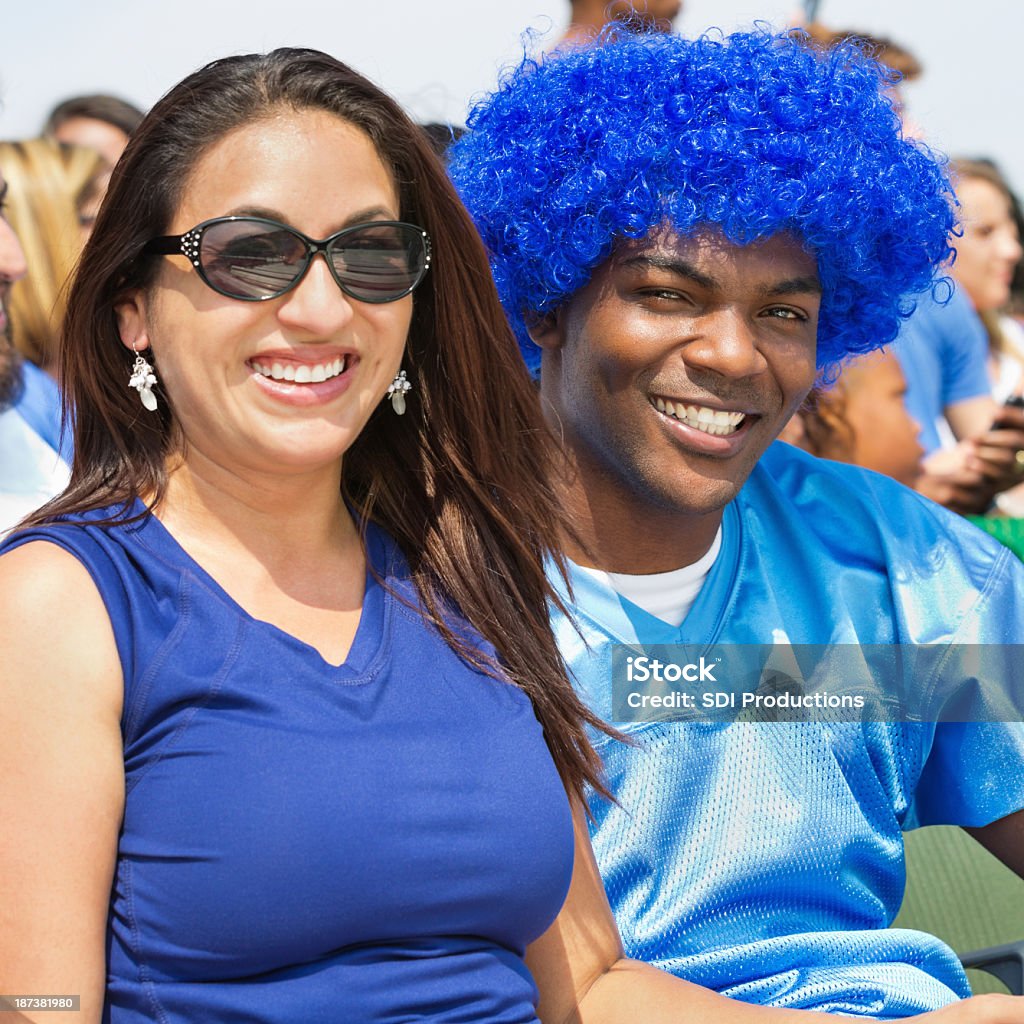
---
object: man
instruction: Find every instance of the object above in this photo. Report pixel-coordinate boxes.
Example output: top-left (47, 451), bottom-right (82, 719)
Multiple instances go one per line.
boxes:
top-left (451, 29), bottom-right (1024, 1017)
top-left (0, 165), bottom-right (68, 534)
top-left (802, 23), bottom-right (925, 136)
top-left (558, 0), bottom-right (681, 48)
top-left (43, 93), bottom-right (144, 170)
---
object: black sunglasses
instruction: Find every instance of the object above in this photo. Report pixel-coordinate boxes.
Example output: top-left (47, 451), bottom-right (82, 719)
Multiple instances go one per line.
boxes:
top-left (144, 216), bottom-right (431, 303)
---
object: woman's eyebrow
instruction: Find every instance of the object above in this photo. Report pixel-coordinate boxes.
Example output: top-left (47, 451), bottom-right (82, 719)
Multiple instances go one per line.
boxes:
top-left (220, 204), bottom-right (398, 231)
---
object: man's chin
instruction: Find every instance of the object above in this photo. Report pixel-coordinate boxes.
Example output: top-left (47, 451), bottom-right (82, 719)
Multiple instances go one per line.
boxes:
top-left (636, 468), bottom-right (745, 521)
top-left (0, 329), bottom-right (25, 412)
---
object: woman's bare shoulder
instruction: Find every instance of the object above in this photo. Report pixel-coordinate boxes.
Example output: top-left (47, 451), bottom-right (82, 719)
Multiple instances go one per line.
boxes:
top-left (0, 538), bottom-right (123, 715)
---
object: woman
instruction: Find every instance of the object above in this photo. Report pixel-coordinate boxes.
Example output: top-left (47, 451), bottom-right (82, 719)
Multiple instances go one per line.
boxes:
top-left (0, 46), bottom-right (580, 1024)
top-left (946, 159), bottom-right (1024, 514)
top-left (948, 159), bottom-right (1024, 401)
top-left (0, 48), bottom-right (822, 1024)
top-left (0, 137), bottom-right (104, 371)
top-left (0, 137), bottom-right (104, 459)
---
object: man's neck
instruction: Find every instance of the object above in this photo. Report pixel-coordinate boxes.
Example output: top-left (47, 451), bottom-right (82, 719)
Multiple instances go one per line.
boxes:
top-left (557, 480), bottom-right (724, 574)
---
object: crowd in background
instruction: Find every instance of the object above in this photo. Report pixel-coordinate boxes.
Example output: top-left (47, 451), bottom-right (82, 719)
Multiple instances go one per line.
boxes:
top-left (2, 4), bottom-right (1024, 546)
top-left (0, 93), bottom-right (142, 525)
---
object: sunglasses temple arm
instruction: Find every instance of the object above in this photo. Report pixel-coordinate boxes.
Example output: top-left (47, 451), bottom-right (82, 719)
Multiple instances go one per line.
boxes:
top-left (142, 235), bottom-right (185, 256)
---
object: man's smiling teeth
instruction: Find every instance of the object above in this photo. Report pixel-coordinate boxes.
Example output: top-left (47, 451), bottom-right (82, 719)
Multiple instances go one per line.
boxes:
top-left (251, 357), bottom-right (347, 383)
top-left (652, 397), bottom-right (746, 436)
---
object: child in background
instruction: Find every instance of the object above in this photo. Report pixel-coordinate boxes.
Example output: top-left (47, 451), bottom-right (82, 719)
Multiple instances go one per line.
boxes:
top-left (782, 351), bottom-right (925, 488)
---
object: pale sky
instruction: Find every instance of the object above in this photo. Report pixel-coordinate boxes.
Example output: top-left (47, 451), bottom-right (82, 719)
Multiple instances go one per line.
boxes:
top-left (1, 1), bottom-right (1019, 191)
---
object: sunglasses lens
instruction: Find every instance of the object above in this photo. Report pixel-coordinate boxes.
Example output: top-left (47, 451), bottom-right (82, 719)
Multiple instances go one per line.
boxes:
top-left (200, 220), bottom-right (308, 299)
top-left (330, 223), bottom-right (427, 302)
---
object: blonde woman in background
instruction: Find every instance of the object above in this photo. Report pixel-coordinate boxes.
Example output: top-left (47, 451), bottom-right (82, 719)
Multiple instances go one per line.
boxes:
top-left (0, 137), bottom-right (104, 459)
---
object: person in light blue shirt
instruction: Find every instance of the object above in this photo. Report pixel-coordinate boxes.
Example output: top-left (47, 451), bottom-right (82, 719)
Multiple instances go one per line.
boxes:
top-left (451, 28), bottom-right (1024, 1020)
top-left (14, 358), bottom-right (67, 458)
top-left (888, 284), bottom-right (1023, 514)
top-left (892, 286), bottom-right (992, 456)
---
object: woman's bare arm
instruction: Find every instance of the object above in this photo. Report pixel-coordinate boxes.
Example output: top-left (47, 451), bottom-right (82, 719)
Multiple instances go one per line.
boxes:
top-left (0, 542), bottom-right (124, 1024)
top-left (525, 800), bottom-right (812, 1024)
top-left (528, 801), bottom-right (1024, 1024)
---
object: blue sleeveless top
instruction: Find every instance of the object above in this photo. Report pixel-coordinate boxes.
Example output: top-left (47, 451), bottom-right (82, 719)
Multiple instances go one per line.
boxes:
top-left (3, 504), bottom-right (574, 1023)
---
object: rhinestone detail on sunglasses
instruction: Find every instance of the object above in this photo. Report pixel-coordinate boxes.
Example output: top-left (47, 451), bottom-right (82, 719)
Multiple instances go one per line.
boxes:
top-left (182, 230), bottom-right (201, 265)
top-left (144, 217), bottom-right (432, 304)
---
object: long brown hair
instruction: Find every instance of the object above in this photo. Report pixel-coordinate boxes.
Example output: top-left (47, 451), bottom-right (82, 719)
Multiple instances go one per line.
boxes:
top-left (28, 49), bottom-right (610, 805)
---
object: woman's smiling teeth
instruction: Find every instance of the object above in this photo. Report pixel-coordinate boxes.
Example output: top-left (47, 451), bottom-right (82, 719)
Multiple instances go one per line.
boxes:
top-left (251, 356), bottom-right (348, 383)
top-left (652, 396), bottom-right (746, 436)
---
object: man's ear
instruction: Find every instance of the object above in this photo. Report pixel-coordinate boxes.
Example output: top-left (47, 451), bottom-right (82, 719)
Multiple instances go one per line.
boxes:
top-left (114, 290), bottom-right (151, 354)
top-left (526, 308), bottom-right (564, 351)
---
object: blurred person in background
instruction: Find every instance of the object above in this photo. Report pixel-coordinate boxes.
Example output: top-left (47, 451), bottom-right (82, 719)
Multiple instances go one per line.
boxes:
top-left (781, 350), bottom-right (925, 488)
top-left (419, 121), bottom-right (465, 160)
top-left (1006, 175), bottom-right (1024, 320)
top-left (558, 0), bottom-right (682, 48)
top-left (802, 23), bottom-right (924, 137)
top-left (0, 170), bottom-right (26, 405)
top-left (892, 160), bottom-right (1024, 516)
top-left (0, 157), bottom-right (69, 534)
top-left (800, 23), bottom-right (1024, 514)
top-left (43, 93), bottom-right (144, 171)
top-left (946, 158), bottom-right (1024, 515)
top-left (780, 350), bottom-right (1005, 514)
top-left (0, 138), bottom-right (104, 460)
top-left (44, 94), bottom-right (145, 261)
top-left (947, 159), bottom-right (1024, 401)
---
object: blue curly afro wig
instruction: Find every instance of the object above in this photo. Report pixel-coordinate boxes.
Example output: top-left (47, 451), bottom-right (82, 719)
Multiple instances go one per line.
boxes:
top-left (449, 28), bottom-right (957, 375)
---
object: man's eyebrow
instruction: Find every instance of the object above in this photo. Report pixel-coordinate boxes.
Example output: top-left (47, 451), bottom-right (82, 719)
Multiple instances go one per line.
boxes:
top-left (760, 276), bottom-right (822, 297)
top-left (620, 255), bottom-right (822, 297)
top-left (619, 254), bottom-right (717, 290)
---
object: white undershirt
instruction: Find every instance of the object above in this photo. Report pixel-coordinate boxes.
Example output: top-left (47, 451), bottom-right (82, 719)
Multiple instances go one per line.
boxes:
top-left (574, 527), bottom-right (723, 628)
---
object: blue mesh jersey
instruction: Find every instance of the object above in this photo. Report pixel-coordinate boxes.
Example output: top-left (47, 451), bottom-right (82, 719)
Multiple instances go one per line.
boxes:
top-left (3, 505), bottom-right (574, 1024)
top-left (550, 442), bottom-right (1024, 1018)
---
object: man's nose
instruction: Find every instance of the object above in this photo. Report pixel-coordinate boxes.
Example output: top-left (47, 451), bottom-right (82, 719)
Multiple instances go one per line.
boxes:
top-left (681, 310), bottom-right (765, 380)
top-left (0, 217), bottom-right (28, 284)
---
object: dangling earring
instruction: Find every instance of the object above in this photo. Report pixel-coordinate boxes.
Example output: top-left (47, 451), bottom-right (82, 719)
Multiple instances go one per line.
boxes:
top-left (129, 342), bottom-right (159, 412)
top-left (387, 369), bottom-right (412, 416)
